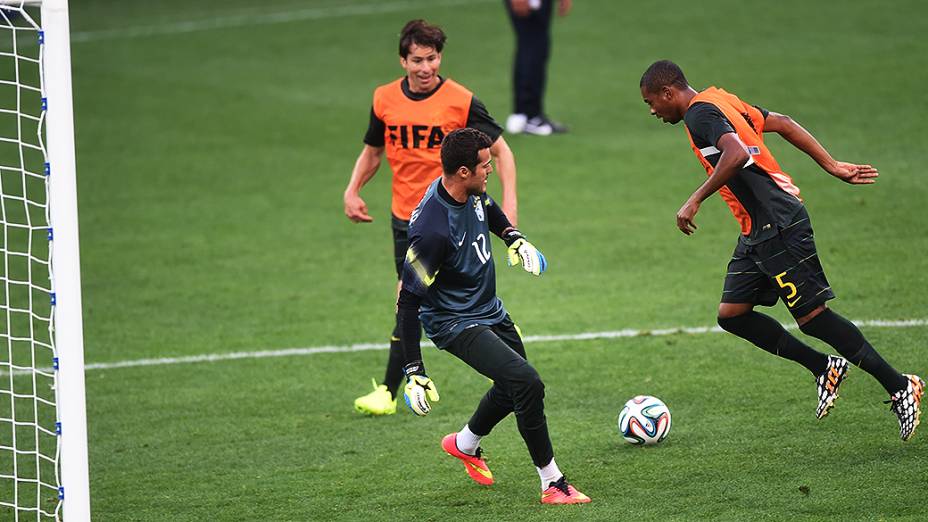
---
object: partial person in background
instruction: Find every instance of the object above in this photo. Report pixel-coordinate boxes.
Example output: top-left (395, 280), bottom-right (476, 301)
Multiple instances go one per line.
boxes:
top-left (344, 19), bottom-right (518, 416)
top-left (504, 0), bottom-right (571, 136)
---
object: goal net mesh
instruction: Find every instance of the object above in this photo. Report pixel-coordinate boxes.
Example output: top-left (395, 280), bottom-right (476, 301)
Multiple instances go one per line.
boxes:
top-left (0, 2), bottom-right (62, 519)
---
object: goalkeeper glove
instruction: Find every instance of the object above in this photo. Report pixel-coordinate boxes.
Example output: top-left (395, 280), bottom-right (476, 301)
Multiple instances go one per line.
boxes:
top-left (403, 361), bottom-right (440, 416)
top-left (502, 228), bottom-right (547, 276)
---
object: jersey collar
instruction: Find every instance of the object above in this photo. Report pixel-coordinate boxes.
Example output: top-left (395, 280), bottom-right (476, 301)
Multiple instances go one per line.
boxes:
top-left (401, 76), bottom-right (446, 101)
top-left (437, 178), bottom-right (466, 207)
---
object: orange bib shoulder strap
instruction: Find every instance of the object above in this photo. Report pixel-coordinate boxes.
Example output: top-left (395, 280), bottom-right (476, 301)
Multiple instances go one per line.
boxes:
top-left (685, 87), bottom-right (797, 196)
top-left (687, 87), bottom-right (770, 168)
top-left (372, 78), bottom-right (404, 118)
top-left (683, 87), bottom-right (800, 235)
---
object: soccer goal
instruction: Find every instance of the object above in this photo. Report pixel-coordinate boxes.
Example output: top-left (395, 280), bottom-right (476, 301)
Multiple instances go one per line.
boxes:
top-left (0, 0), bottom-right (89, 520)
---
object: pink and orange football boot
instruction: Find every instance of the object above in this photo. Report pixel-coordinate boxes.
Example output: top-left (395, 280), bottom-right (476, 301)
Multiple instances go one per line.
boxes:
top-left (441, 433), bottom-right (494, 486)
top-left (541, 476), bottom-right (591, 505)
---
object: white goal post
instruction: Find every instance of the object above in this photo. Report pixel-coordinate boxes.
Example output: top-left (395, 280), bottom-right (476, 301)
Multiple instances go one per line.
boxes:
top-left (0, 0), bottom-right (90, 520)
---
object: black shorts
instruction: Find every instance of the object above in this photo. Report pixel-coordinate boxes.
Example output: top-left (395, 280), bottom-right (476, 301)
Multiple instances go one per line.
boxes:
top-left (445, 315), bottom-right (525, 361)
top-left (391, 215), bottom-right (410, 280)
top-left (721, 207), bottom-right (834, 318)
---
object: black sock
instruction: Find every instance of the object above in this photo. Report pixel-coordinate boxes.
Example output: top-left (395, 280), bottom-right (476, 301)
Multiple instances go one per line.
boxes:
top-left (718, 311), bottom-right (828, 375)
top-left (382, 324), bottom-right (405, 398)
top-left (799, 309), bottom-right (908, 394)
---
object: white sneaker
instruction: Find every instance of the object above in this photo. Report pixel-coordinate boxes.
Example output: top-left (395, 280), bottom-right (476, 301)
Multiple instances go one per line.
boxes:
top-left (506, 113), bottom-right (527, 134)
top-left (524, 116), bottom-right (568, 136)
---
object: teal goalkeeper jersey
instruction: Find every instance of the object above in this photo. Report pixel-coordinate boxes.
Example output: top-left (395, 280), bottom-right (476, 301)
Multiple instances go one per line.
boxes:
top-left (401, 178), bottom-right (507, 348)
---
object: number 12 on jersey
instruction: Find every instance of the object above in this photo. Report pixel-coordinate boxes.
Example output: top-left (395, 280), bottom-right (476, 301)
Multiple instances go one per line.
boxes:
top-left (472, 233), bottom-right (491, 264)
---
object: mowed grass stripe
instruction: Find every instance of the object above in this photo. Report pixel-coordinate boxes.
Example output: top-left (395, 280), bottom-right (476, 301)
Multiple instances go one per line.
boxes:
top-left (70, 0), bottom-right (495, 43)
top-left (7, 317), bottom-right (916, 375)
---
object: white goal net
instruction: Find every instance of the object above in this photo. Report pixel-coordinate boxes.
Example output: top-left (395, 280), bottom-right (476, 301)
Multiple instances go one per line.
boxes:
top-left (0, 1), bottom-right (88, 520)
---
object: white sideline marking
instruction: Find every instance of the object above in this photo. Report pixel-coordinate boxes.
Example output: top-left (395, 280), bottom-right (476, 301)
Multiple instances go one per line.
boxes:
top-left (71, 0), bottom-right (494, 43)
top-left (2, 318), bottom-right (925, 377)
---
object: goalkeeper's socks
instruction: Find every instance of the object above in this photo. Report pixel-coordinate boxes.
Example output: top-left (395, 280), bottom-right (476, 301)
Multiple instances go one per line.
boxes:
top-left (799, 309), bottom-right (908, 394)
top-left (718, 311), bottom-right (828, 375)
top-left (536, 458), bottom-right (563, 491)
top-left (456, 424), bottom-right (482, 456)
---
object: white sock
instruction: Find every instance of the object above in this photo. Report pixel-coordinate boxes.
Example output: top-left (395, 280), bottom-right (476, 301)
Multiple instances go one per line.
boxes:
top-left (456, 424), bottom-right (482, 456)
top-left (536, 458), bottom-right (563, 490)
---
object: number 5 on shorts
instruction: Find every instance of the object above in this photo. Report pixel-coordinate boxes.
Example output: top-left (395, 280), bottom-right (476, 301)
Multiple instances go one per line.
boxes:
top-left (774, 271), bottom-right (800, 308)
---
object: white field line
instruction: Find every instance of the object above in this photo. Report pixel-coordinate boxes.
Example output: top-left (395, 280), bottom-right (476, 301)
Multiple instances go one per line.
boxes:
top-left (71, 0), bottom-right (494, 43)
top-left (1, 318), bottom-right (926, 377)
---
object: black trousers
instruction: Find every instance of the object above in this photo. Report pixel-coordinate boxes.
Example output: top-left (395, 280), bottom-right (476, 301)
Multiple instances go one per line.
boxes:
top-left (445, 316), bottom-right (554, 468)
top-left (504, 0), bottom-right (553, 118)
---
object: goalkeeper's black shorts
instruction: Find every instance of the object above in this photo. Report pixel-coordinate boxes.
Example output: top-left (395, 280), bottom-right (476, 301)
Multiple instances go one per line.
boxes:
top-left (721, 207), bottom-right (834, 319)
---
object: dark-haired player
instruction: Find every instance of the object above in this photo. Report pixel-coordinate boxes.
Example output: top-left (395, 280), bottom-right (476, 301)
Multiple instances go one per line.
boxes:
top-left (397, 128), bottom-right (589, 504)
top-left (639, 59), bottom-right (923, 440)
top-left (345, 20), bottom-right (519, 415)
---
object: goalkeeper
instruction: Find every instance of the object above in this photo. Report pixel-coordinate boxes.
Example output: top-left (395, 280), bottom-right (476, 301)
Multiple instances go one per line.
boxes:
top-left (396, 128), bottom-right (589, 505)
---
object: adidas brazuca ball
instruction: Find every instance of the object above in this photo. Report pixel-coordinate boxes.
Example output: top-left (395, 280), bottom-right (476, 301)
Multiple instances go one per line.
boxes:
top-left (618, 395), bottom-right (671, 445)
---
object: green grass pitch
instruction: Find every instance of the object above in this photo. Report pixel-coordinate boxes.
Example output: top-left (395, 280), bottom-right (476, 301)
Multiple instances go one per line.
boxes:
top-left (51, 0), bottom-right (928, 519)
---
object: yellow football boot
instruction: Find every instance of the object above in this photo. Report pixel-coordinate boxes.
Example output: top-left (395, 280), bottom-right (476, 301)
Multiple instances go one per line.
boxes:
top-left (354, 378), bottom-right (396, 415)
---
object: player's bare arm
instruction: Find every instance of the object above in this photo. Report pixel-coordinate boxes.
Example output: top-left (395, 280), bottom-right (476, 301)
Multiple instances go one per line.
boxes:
top-left (764, 112), bottom-right (878, 185)
top-left (343, 144), bottom-right (384, 223)
top-left (677, 133), bottom-right (749, 235)
top-left (490, 136), bottom-right (519, 226)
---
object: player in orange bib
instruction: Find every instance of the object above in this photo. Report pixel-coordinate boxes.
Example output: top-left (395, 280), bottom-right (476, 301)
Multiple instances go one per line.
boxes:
top-left (640, 60), bottom-right (922, 441)
top-left (345, 20), bottom-right (519, 415)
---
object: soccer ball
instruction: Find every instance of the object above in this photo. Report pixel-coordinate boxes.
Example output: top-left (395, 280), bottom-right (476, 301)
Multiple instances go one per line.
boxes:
top-left (618, 395), bottom-right (671, 445)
